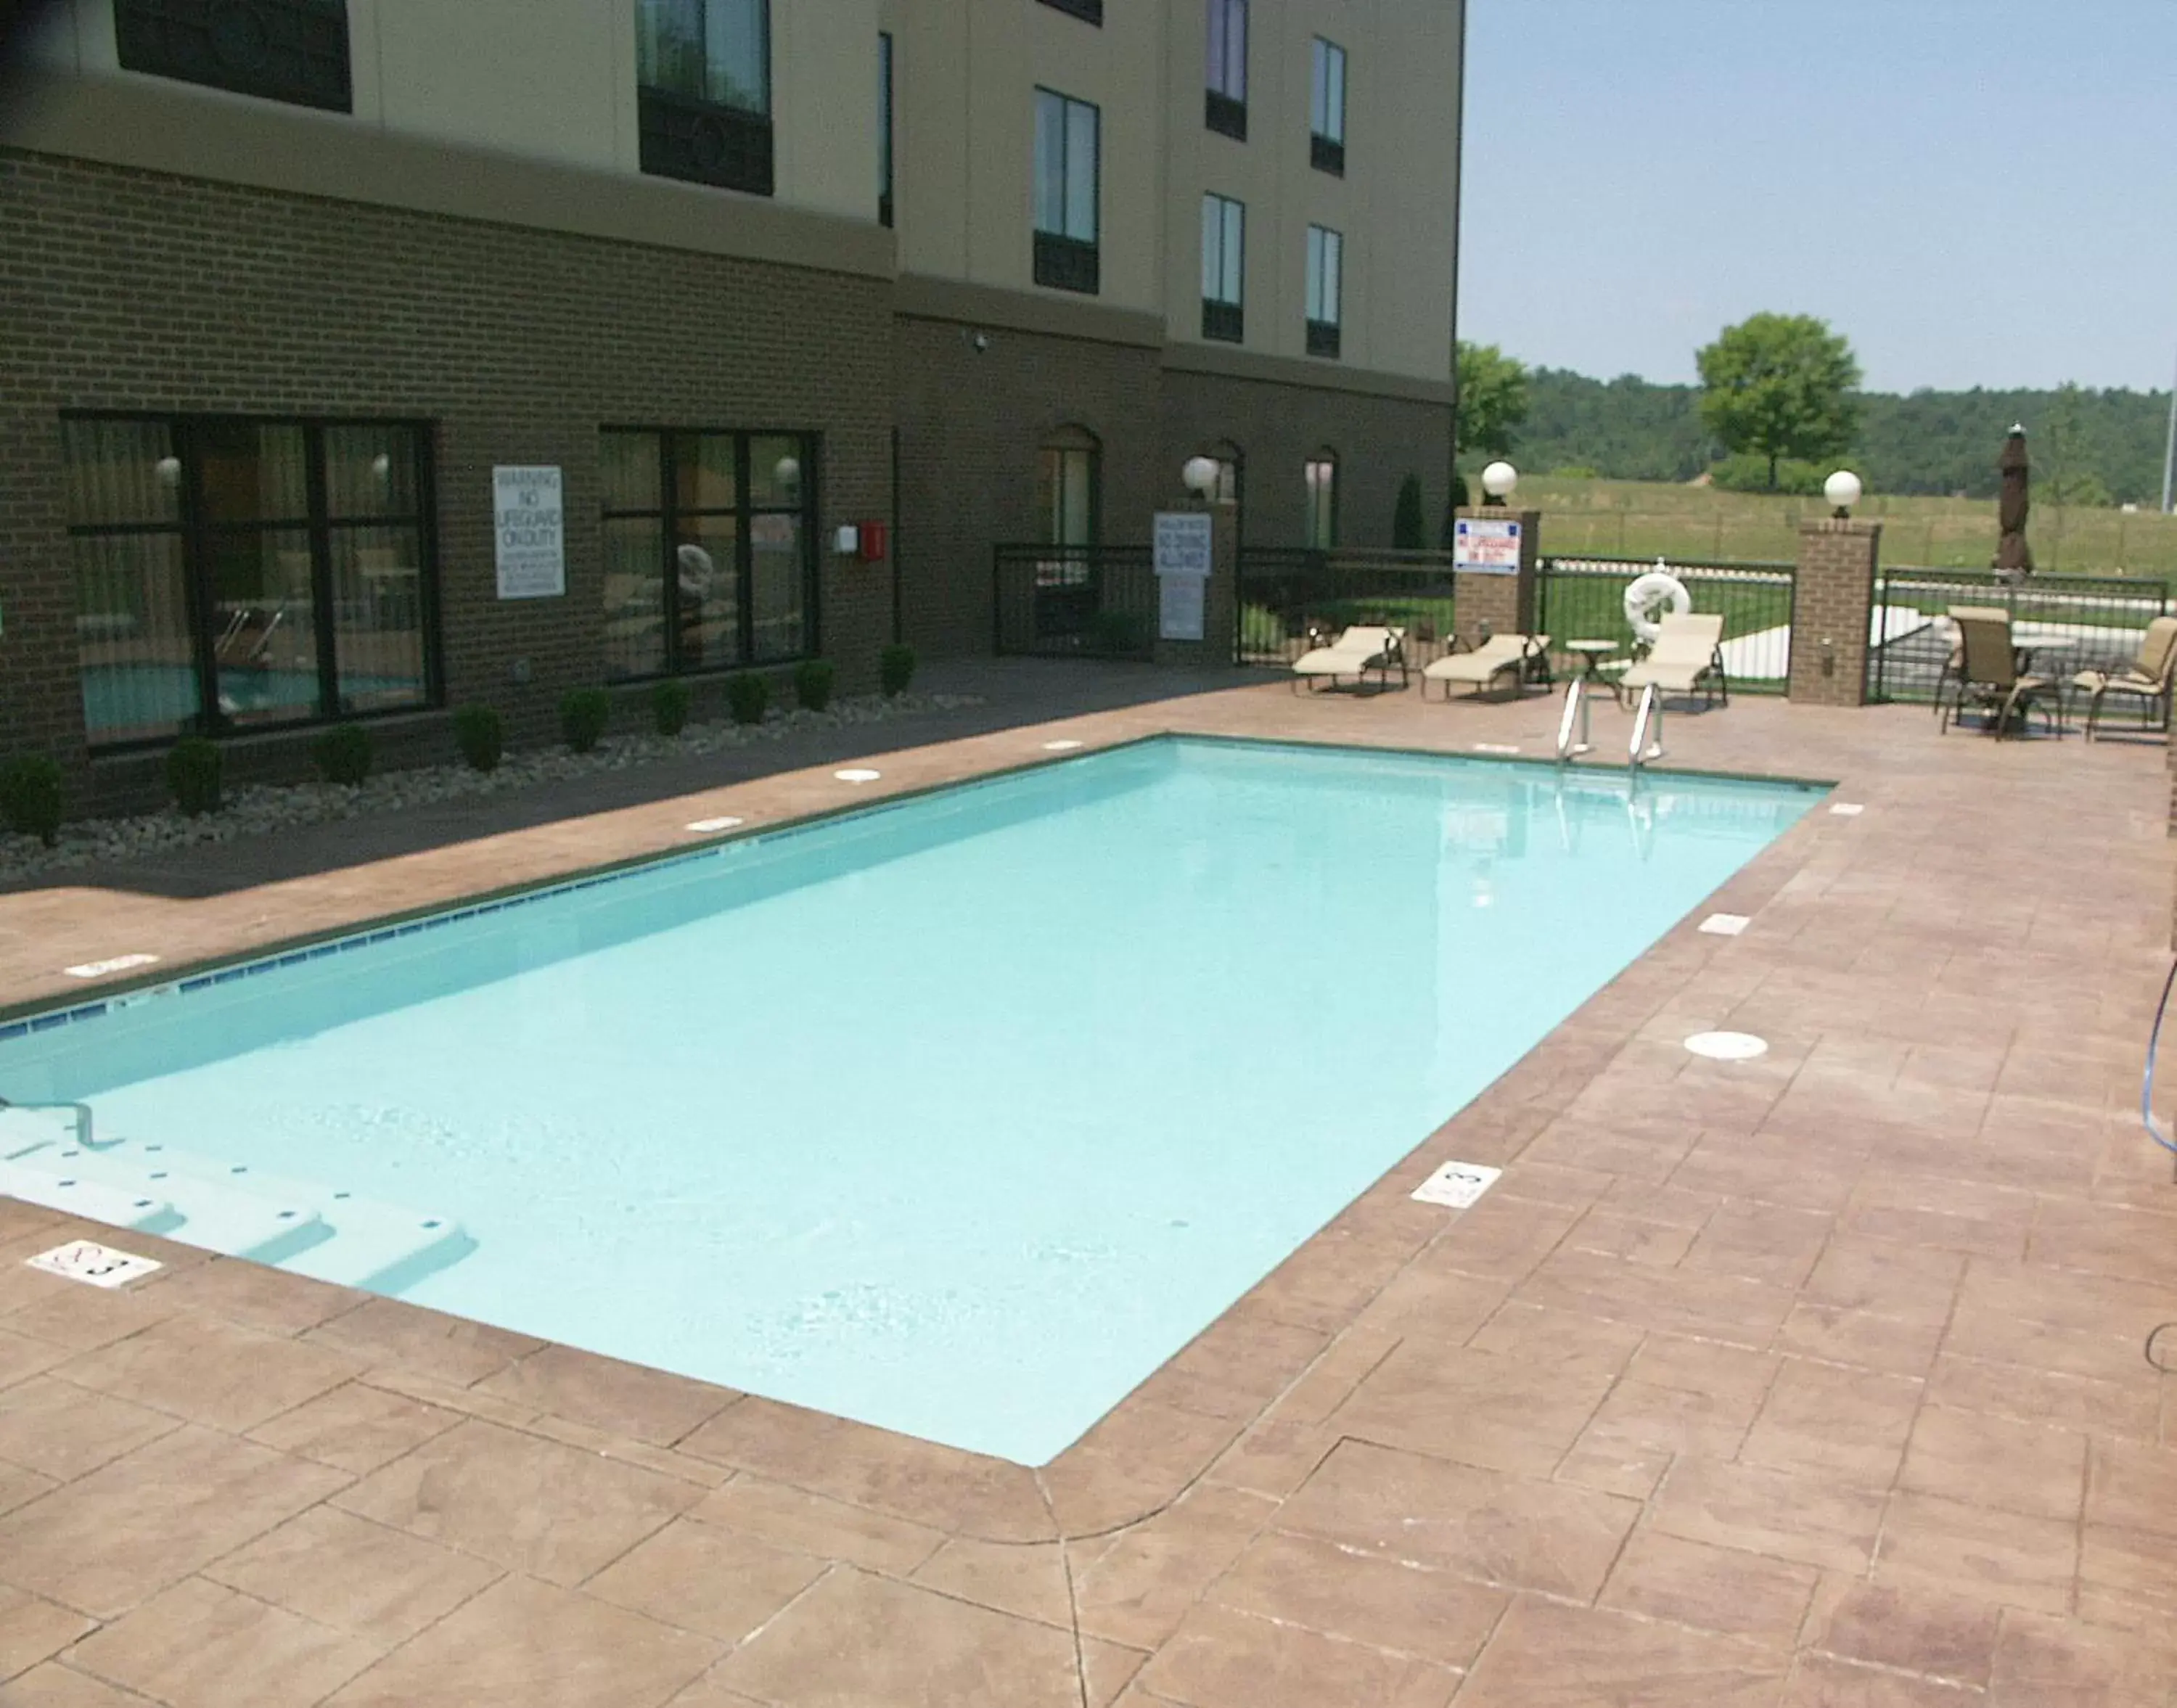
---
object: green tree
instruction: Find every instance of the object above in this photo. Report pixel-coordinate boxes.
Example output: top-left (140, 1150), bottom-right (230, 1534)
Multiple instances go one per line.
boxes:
top-left (1393, 474), bottom-right (1425, 549)
top-left (1456, 342), bottom-right (1529, 460)
top-left (2038, 382), bottom-right (2112, 570)
top-left (1695, 313), bottom-right (1861, 490)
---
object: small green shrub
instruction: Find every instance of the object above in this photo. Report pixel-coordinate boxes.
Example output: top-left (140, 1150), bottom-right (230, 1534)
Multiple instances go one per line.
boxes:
top-left (165, 737), bottom-right (223, 816)
top-left (652, 678), bottom-right (692, 737)
top-left (1088, 610), bottom-right (1146, 655)
top-left (1393, 473), bottom-right (1426, 549)
top-left (559, 687), bottom-right (612, 754)
top-left (1239, 603), bottom-right (1287, 654)
top-left (726, 673), bottom-right (769, 726)
top-left (452, 704), bottom-right (504, 773)
top-left (311, 723), bottom-right (374, 787)
top-left (879, 643), bottom-right (917, 697)
top-left (793, 658), bottom-right (835, 713)
top-left (0, 755), bottom-right (65, 847)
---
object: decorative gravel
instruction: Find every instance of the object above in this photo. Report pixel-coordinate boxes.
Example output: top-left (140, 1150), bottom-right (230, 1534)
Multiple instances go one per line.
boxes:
top-left (0, 691), bottom-right (984, 885)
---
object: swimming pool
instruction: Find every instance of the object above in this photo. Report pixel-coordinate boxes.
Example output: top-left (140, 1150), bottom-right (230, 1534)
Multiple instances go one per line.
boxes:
top-left (0, 738), bottom-right (1819, 1463)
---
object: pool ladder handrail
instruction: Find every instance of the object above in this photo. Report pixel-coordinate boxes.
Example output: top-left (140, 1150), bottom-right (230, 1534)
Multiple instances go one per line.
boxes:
top-left (1554, 677), bottom-right (1588, 765)
top-left (1629, 683), bottom-right (1663, 770)
top-left (0, 1096), bottom-right (96, 1150)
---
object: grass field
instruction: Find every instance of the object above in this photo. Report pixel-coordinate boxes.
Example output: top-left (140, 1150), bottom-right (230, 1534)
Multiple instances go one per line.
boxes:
top-left (1524, 476), bottom-right (2177, 577)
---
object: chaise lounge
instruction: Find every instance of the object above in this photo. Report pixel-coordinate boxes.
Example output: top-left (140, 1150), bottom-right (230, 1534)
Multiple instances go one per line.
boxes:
top-left (1290, 623), bottom-right (1408, 693)
top-left (1422, 631), bottom-right (1551, 701)
top-left (1618, 612), bottom-right (1728, 707)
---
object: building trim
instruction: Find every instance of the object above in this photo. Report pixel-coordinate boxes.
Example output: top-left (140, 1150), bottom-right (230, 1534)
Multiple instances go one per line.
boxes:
top-left (894, 272), bottom-right (1164, 350)
top-left (1, 73), bottom-right (895, 281)
top-left (1161, 340), bottom-right (1456, 407)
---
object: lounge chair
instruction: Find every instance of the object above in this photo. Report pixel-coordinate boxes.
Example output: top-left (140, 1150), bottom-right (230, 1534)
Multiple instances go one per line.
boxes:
top-left (1618, 612), bottom-right (1727, 708)
top-left (2073, 615), bottom-right (2177, 740)
top-left (1290, 624), bottom-right (1407, 692)
top-left (1422, 631), bottom-right (1549, 701)
top-left (1941, 607), bottom-right (2051, 738)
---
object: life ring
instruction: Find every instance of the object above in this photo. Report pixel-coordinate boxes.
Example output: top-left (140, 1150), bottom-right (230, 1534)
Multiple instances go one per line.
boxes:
top-left (1623, 567), bottom-right (1692, 645)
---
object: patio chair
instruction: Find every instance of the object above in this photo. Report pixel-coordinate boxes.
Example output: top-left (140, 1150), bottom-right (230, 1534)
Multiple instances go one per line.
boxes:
top-left (2073, 615), bottom-right (2177, 740)
top-left (1422, 631), bottom-right (1550, 702)
top-left (1932, 606), bottom-right (2009, 720)
top-left (1941, 607), bottom-right (2052, 738)
top-left (1290, 624), bottom-right (1408, 693)
top-left (1618, 612), bottom-right (1727, 707)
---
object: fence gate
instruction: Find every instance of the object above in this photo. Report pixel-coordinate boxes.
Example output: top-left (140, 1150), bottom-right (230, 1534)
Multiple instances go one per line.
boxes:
top-left (1538, 556), bottom-right (1797, 694)
top-left (991, 544), bottom-right (1157, 660)
top-left (1866, 569), bottom-right (2165, 705)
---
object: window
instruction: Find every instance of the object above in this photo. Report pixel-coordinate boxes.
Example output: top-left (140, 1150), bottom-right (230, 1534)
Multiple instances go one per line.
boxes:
top-left (1034, 429), bottom-right (1101, 621)
top-left (1038, 0), bottom-right (1103, 22)
top-left (1200, 194), bottom-right (1245, 344)
top-left (1033, 89), bottom-right (1100, 295)
top-left (1202, 443), bottom-right (1242, 509)
top-left (636, 0), bottom-right (774, 197)
top-left (1205, 0), bottom-right (1247, 139)
top-left (1304, 454), bottom-right (1338, 549)
top-left (63, 414), bottom-right (435, 750)
top-left (1310, 37), bottom-right (1346, 174)
top-left (878, 31), bottom-right (895, 227)
top-left (601, 430), bottom-right (818, 681)
top-left (114, 0), bottom-right (352, 112)
top-left (1305, 225), bottom-right (1342, 358)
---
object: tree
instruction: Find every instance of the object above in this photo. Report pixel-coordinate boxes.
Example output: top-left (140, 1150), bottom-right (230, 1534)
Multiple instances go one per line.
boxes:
top-left (1393, 474), bottom-right (1425, 549)
top-left (1456, 342), bottom-right (1529, 461)
top-left (1695, 313), bottom-right (1861, 490)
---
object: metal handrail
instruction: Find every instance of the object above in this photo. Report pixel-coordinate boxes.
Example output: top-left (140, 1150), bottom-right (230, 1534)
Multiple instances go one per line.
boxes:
top-left (1629, 683), bottom-right (1662, 768)
top-left (1555, 677), bottom-right (1586, 763)
top-left (0, 1096), bottom-right (94, 1149)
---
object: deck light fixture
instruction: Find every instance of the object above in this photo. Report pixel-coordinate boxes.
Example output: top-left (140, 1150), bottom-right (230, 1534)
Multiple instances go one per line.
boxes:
top-left (1181, 456), bottom-right (1221, 498)
top-left (1480, 460), bottom-right (1517, 504)
top-left (1824, 469), bottom-right (1862, 518)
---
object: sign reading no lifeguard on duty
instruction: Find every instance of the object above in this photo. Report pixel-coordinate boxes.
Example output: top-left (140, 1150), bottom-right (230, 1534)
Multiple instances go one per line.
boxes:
top-left (1453, 517), bottom-right (1522, 575)
top-left (494, 466), bottom-right (566, 599)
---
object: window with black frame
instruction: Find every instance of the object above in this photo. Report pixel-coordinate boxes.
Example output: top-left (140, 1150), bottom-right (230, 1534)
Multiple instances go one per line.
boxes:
top-left (1310, 36), bottom-right (1347, 174)
top-left (600, 429), bottom-right (816, 682)
top-left (1305, 453), bottom-right (1338, 549)
top-left (62, 415), bottom-right (435, 750)
top-left (636, 0), bottom-right (774, 197)
top-left (1305, 224), bottom-right (1343, 358)
top-left (1033, 88), bottom-right (1100, 295)
top-left (1205, 0), bottom-right (1247, 139)
top-left (1201, 194), bottom-right (1245, 343)
top-left (878, 30), bottom-right (895, 227)
top-left (114, 0), bottom-right (353, 112)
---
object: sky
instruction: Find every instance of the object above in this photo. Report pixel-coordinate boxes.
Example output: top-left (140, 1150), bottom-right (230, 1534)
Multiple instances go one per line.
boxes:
top-left (1459, 0), bottom-right (2177, 395)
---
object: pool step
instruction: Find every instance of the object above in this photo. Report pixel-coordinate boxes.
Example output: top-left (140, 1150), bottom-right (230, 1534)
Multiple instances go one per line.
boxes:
top-left (0, 1157), bottom-right (173, 1233)
top-left (3, 1142), bottom-right (324, 1262)
top-left (88, 1138), bottom-right (470, 1293)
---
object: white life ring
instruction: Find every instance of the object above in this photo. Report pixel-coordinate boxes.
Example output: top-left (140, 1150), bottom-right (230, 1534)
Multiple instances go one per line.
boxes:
top-left (1623, 567), bottom-right (1692, 645)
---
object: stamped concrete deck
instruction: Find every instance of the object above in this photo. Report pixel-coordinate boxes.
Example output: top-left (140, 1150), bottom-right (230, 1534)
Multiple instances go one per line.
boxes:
top-left (3, 662), bottom-right (2176, 1707)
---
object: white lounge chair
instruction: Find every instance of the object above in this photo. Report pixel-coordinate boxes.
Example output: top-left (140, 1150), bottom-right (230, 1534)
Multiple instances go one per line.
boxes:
top-left (1619, 612), bottom-right (1728, 707)
top-left (1422, 632), bottom-right (1549, 702)
top-left (1290, 624), bottom-right (1407, 692)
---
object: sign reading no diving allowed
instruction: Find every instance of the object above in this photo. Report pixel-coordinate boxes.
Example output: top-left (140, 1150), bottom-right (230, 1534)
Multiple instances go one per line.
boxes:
top-left (494, 466), bottom-right (565, 599)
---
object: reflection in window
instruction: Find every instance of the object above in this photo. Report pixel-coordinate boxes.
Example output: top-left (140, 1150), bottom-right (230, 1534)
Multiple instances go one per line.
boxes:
top-left (1310, 36), bottom-right (1346, 173)
top-left (1036, 430), bottom-right (1100, 591)
top-left (1205, 0), bottom-right (1247, 137)
top-left (1201, 194), bottom-right (1245, 343)
top-left (1305, 225), bottom-right (1343, 358)
top-left (636, 0), bottom-right (774, 195)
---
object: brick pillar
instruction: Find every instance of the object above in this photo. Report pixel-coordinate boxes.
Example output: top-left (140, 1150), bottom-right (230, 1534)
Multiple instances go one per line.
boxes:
top-left (1451, 506), bottom-right (1541, 646)
top-left (1789, 520), bottom-right (1882, 706)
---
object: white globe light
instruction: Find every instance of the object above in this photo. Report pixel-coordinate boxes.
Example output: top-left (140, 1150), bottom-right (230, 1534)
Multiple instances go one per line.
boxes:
top-left (1181, 455), bottom-right (1221, 497)
top-left (155, 455), bottom-right (182, 487)
top-left (774, 456), bottom-right (800, 488)
top-left (1824, 470), bottom-right (1863, 512)
top-left (1480, 460), bottom-right (1518, 501)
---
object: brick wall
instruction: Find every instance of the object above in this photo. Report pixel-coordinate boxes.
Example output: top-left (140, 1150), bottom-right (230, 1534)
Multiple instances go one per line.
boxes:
top-left (0, 148), bottom-right (894, 805)
top-left (1789, 520), bottom-right (1882, 707)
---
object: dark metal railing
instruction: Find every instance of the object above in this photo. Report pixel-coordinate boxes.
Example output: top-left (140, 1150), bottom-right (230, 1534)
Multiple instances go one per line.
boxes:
top-left (1235, 547), bottom-right (1461, 668)
top-left (993, 543), bottom-right (1157, 660)
top-left (1868, 568), bottom-right (2168, 705)
top-left (1539, 556), bottom-right (1797, 694)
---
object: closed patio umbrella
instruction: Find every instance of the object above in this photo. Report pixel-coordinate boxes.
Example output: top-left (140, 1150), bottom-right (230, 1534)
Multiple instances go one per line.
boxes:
top-left (1994, 424), bottom-right (2033, 578)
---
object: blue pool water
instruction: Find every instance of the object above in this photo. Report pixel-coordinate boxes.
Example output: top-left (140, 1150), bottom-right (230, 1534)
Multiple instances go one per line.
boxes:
top-left (0, 739), bottom-right (1819, 1463)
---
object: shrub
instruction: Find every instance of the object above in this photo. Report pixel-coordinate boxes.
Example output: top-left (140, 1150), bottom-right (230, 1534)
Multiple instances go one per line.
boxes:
top-left (1710, 452), bottom-right (1827, 496)
top-left (311, 723), bottom-right (374, 787)
top-left (0, 755), bottom-right (65, 847)
top-left (726, 673), bottom-right (769, 726)
top-left (793, 658), bottom-right (835, 713)
top-left (1239, 603), bottom-right (1287, 654)
top-left (879, 642), bottom-right (917, 697)
top-left (559, 687), bottom-right (611, 754)
top-left (1088, 610), bottom-right (1146, 655)
top-left (652, 677), bottom-right (692, 737)
top-left (1393, 473), bottom-right (1426, 549)
top-left (165, 738), bottom-right (223, 816)
top-left (452, 704), bottom-right (504, 773)
top-left (1550, 464), bottom-right (1602, 480)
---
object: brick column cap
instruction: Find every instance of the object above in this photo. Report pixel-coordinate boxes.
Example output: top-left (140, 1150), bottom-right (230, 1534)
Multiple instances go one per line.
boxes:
top-left (1799, 517), bottom-right (1882, 538)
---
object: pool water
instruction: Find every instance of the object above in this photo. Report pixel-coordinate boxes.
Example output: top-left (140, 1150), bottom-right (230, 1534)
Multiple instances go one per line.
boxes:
top-left (0, 739), bottom-right (1819, 1463)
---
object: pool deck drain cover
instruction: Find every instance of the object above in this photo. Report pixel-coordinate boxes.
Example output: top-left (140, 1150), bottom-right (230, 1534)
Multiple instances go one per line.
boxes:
top-left (1411, 1161), bottom-right (1502, 1210)
top-left (25, 1240), bottom-right (162, 1289)
top-left (1699, 913), bottom-right (1751, 937)
top-left (834, 769), bottom-right (882, 784)
top-left (1685, 1030), bottom-right (1769, 1062)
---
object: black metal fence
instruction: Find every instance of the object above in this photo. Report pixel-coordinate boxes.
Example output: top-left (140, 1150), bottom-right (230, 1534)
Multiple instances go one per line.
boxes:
top-left (1866, 569), bottom-right (2168, 705)
top-left (1538, 557), bottom-right (1797, 694)
top-left (992, 544), bottom-right (1158, 660)
top-left (1235, 547), bottom-right (1461, 668)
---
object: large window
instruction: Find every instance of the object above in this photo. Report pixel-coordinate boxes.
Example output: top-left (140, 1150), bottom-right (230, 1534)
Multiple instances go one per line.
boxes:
top-left (1033, 428), bottom-right (1101, 620)
top-left (1310, 37), bottom-right (1347, 174)
top-left (636, 0), bottom-right (774, 197)
top-left (1305, 224), bottom-right (1343, 359)
top-left (63, 415), bottom-right (435, 750)
top-left (114, 0), bottom-right (353, 112)
top-left (601, 429), bottom-right (817, 681)
top-left (1205, 0), bottom-right (1247, 139)
top-left (1304, 453), bottom-right (1338, 549)
top-left (1201, 194), bottom-right (1245, 344)
top-left (878, 31), bottom-right (895, 228)
top-left (1033, 88), bottom-right (1100, 295)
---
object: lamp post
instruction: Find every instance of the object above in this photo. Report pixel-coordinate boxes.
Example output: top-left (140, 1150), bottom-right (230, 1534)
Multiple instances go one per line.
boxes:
top-left (1824, 469), bottom-right (1863, 520)
top-left (1181, 455), bottom-right (1221, 502)
top-left (1480, 460), bottom-right (1518, 506)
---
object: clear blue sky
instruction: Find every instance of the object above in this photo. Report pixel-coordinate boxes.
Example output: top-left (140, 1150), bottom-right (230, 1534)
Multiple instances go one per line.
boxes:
top-left (1459, 0), bottom-right (2177, 394)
